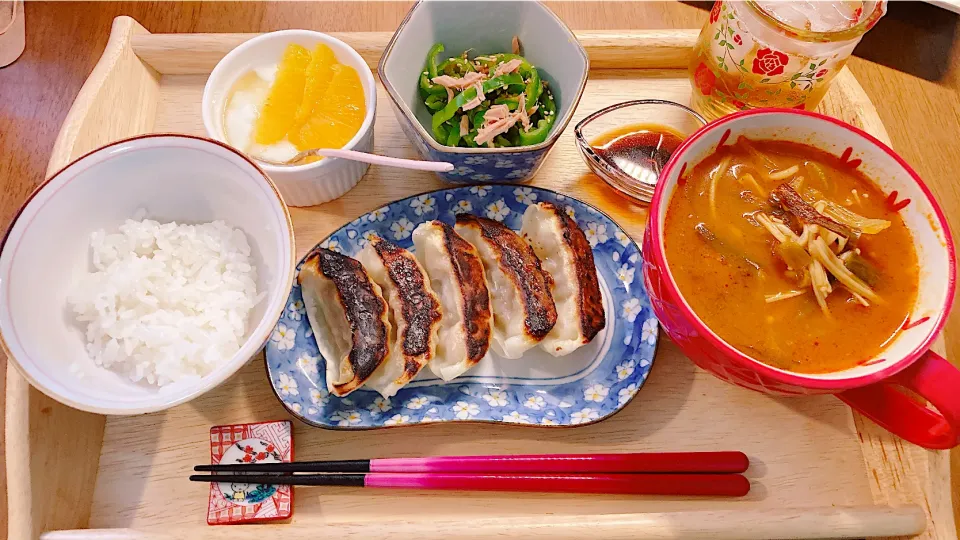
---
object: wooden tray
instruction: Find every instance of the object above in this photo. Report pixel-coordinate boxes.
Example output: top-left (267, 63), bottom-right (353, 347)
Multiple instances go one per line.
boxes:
top-left (7, 16), bottom-right (955, 540)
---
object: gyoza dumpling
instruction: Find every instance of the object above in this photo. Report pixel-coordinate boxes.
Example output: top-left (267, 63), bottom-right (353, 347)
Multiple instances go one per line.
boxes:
top-left (357, 235), bottom-right (442, 397)
top-left (454, 214), bottom-right (557, 359)
top-left (298, 248), bottom-right (391, 397)
top-left (412, 221), bottom-right (493, 380)
top-left (521, 202), bottom-right (606, 356)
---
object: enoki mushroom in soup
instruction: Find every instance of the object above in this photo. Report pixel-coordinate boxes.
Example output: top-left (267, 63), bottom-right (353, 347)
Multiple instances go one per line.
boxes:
top-left (663, 137), bottom-right (918, 373)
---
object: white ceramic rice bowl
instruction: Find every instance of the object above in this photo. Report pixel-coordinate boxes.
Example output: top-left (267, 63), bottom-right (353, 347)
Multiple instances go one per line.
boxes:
top-left (0, 134), bottom-right (296, 414)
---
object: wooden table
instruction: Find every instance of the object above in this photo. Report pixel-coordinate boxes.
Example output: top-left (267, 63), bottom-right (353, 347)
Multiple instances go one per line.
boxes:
top-left (1, 2), bottom-right (958, 538)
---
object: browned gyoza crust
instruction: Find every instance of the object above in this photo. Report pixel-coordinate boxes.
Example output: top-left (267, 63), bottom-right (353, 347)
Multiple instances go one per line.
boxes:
top-left (434, 221), bottom-right (492, 363)
top-left (540, 202), bottom-right (606, 341)
top-left (455, 214), bottom-right (557, 339)
top-left (314, 247), bottom-right (390, 395)
top-left (370, 237), bottom-right (441, 379)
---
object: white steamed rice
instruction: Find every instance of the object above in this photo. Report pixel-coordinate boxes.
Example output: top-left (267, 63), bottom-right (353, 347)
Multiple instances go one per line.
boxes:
top-left (68, 218), bottom-right (260, 386)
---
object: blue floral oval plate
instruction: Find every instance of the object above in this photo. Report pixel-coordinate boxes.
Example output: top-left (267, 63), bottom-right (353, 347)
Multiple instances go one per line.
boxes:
top-left (265, 185), bottom-right (658, 428)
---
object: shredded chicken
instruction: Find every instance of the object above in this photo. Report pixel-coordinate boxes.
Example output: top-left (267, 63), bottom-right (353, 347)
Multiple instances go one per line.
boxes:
top-left (494, 58), bottom-right (523, 77)
top-left (475, 113), bottom-right (521, 145)
top-left (517, 93), bottom-right (531, 131)
top-left (432, 71), bottom-right (484, 90)
top-left (484, 104), bottom-right (510, 123)
top-left (461, 81), bottom-right (486, 111)
top-left (445, 87), bottom-right (454, 103)
top-left (460, 114), bottom-right (469, 137)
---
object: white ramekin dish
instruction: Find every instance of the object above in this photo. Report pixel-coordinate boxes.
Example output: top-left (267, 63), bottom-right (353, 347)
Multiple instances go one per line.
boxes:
top-left (0, 134), bottom-right (296, 414)
top-left (202, 29), bottom-right (377, 207)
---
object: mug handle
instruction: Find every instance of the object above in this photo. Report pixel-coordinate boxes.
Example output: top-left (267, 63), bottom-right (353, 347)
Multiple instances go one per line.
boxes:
top-left (837, 350), bottom-right (960, 450)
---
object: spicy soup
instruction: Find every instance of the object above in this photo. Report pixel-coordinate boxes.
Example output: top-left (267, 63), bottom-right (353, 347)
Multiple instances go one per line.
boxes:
top-left (663, 137), bottom-right (918, 373)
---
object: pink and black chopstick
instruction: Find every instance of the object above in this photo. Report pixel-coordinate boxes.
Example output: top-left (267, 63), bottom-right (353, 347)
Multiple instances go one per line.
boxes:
top-left (193, 451), bottom-right (748, 474)
top-left (189, 472), bottom-right (750, 497)
top-left (190, 452), bottom-right (751, 497)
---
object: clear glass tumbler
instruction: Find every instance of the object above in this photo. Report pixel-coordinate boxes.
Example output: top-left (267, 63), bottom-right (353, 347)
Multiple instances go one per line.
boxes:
top-left (689, 0), bottom-right (886, 120)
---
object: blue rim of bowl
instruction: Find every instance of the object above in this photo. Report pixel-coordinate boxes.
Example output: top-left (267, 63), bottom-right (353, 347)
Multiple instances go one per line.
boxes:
top-left (376, 0), bottom-right (590, 155)
top-left (264, 182), bottom-right (658, 429)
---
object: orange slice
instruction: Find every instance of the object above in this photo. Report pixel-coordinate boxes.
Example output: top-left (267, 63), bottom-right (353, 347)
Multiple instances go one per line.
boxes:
top-left (254, 44), bottom-right (311, 145)
top-left (294, 44), bottom-right (337, 125)
top-left (291, 63), bottom-right (367, 152)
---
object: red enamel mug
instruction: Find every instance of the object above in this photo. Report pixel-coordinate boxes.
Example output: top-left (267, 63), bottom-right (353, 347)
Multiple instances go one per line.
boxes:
top-left (642, 109), bottom-right (960, 449)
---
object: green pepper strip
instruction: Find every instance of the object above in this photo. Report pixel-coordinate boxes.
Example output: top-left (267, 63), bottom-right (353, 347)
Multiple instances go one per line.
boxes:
top-left (420, 72), bottom-right (446, 97)
top-left (439, 57), bottom-right (475, 76)
top-left (446, 120), bottom-right (462, 147)
top-left (427, 43), bottom-right (444, 78)
top-left (425, 93), bottom-right (446, 111)
top-left (418, 43), bottom-right (447, 98)
top-left (518, 90), bottom-right (556, 146)
top-left (486, 53), bottom-right (541, 106)
top-left (494, 96), bottom-right (520, 110)
top-left (430, 73), bottom-right (524, 143)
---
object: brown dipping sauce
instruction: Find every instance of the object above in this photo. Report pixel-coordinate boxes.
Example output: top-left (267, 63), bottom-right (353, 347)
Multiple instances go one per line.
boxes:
top-left (592, 123), bottom-right (685, 186)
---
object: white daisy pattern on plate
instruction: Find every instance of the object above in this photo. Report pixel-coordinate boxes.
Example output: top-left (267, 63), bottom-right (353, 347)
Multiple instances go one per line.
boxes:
top-left (331, 410), bottom-right (362, 427)
top-left (616, 360), bottom-right (636, 381)
top-left (570, 408), bottom-right (600, 425)
top-left (469, 185), bottom-right (490, 197)
top-left (271, 324), bottom-right (295, 351)
top-left (420, 415), bottom-right (443, 423)
top-left (410, 194), bottom-right (437, 216)
top-left (642, 318), bottom-right (659, 344)
top-left (287, 300), bottom-right (305, 321)
top-left (358, 229), bottom-right (379, 248)
top-left (295, 352), bottom-right (318, 376)
top-left (384, 414), bottom-right (410, 426)
top-left (406, 396), bottom-right (430, 410)
top-left (322, 238), bottom-right (342, 253)
top-left (513, 187), bottom-right (537, 205)
top-left (584, 222), bottom-right (609, 247)
top-left (284, 401), bottom-right (302, 414)
top-left (611, 251), bottom-right (621, 262)
top-left (471, 173), bottom-right (494, 182)
top-left (524, 395), bottom-right (546, 410)
top-left (391, 217), bottom-right (415, 240)
top-left (277, 373), bottom-right (299, 396)
top-left (622, 298), bottom-right (642, 323)
top-left (584, 383), bottom-right (609, 403)
top-left (615, 229), bottom-right (630, 246)
top-left (465, 156), bottom-right (488, 165)
top-left (307, 407), bottom-right (318, 415)
top-left (506, 168), bottom-right (531, 179)
top-left (540, 417), bottom-right (559, 426)
top-left (494, 159), bottom-right (514, 169)
top-left (482, 390), bottom-right (508, 407)
top-left (367, 206), bottom-right (389, 222)
top-left (616, 263), bottom-right (635, 288)
top-left (502, 411), bottom-right (531, 424)
top-left (564, 205), bottom-right (576, 219)
top-left (618, 384), bottom-right (639, 406)
top-left (309, 387), bottom-right (329, 406)
top-left (452, 401), bottom-right (480, 419)
top-left (485, 199), bottom-right (510, 221)
top-left (367, 396), bottom-right (392, 414)
top-left (449, 166), bottom-right (474, 177)
top-left (453, 200), bottom-right (473, 214)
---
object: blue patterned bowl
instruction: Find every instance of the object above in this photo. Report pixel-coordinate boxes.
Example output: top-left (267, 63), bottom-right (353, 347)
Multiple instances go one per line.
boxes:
top-left (265, 185), bottom-right (658, 429)
top-left (377, 1), bottom-right (589, 185)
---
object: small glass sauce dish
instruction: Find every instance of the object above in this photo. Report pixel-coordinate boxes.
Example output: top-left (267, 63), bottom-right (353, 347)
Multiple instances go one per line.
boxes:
top-left (575, 99), bottom-right (706, 203)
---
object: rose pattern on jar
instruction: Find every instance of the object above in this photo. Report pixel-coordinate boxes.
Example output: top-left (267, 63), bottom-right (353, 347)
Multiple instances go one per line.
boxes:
top-left (691, 1), bottom-right (846, 112)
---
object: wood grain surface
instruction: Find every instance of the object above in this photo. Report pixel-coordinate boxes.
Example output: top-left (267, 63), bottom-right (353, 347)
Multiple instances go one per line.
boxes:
top-left (1, 2), bottom-right (959, 539)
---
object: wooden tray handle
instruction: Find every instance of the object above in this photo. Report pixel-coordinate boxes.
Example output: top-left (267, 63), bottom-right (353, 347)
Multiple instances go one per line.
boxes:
top-left (41, 505), bottom-right (924, 540)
